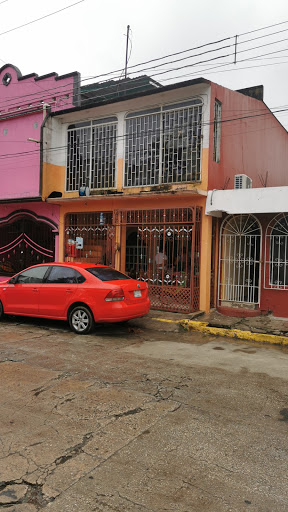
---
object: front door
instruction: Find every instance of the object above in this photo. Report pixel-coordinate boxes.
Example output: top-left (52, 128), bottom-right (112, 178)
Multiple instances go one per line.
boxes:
top-left (123, 208), bottom-right (201, 313)
top-left (219, 214), bottom-right (261, 305)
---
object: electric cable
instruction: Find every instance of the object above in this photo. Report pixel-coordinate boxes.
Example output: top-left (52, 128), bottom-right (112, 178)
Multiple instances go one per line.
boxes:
top-left (0, 0), bottom-right (85, 38)
top-left (1, 19), bottom-right (288, 106)
top-left (1, 104), bottom-right (288, 163)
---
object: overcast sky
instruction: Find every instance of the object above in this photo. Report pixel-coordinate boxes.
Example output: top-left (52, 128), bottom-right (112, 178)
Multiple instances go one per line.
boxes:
top-left (1, 0), bottom-right (288, 127)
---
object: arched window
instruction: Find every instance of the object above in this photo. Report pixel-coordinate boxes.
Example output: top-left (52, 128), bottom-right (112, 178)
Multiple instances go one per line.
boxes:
top-left (265, 213), bottom-right (288, 289)
top-left (219, 214), bottom-right (262, 304)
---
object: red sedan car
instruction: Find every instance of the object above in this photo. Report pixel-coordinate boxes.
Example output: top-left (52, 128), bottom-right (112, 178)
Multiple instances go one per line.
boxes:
top-left (0, 263), bottom-right (150, 334)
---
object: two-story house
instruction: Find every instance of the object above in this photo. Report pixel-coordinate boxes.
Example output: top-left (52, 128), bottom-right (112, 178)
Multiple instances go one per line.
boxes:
top-left (0, 63), bottom-right (80, 281)
top-left (42, 76), bottom-right (211, 314)
top-left (42, 75), bottom-right (288, 315)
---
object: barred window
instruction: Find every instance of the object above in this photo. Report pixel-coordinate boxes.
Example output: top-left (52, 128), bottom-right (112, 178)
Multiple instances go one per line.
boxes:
top-left (66, 117), bottom-right (117, 192)
top-left (265, 214), bottom-right (288, 289)
top-left (213, 99), bottom-right (222, 163)
top-left (124, 100), bottom-right (202, 187)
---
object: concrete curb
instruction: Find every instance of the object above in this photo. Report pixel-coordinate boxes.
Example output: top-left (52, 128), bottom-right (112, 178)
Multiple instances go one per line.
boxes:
top-left (152, 318), bottom-right (288, 346)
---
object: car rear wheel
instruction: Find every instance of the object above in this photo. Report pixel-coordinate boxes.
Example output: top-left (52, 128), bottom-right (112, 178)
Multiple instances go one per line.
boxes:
top-left (68, 305), bottom-right (94, 335)
top-left (0, 301), bottom-right (3, 320)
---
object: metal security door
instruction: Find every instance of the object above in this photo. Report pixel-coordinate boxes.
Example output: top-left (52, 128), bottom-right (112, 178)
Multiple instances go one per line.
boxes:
top-left (122, 208), bottom-right (201, 313)
top-left (219, 214), bottom-right (261, 304)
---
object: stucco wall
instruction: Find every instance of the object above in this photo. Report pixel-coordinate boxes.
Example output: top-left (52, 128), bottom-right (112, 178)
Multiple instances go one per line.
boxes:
top-left (0, 64), bottom-right (79, 201)
top-left (208, 83), bottom-right (288, 190)
top-left (43, 83), bottom-right (211, 198)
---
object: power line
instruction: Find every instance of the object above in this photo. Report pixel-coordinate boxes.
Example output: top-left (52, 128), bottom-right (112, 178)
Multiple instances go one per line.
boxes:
top-left (0, 19), bottom-right (287, 100)
top-left (0, 23), bottom-right (288, 112)
top-left (0, 0), bottom-right (85, 38)
top-left (0, 40), bottom-right (284, 112)
top-left (240, 19), bottom-right (288, 36)
top-left (1, 104), bottom-right (288, 162)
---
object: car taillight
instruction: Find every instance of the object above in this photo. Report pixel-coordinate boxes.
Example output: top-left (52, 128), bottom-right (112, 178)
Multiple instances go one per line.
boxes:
top-left (105, 288), bottom-right (125, 302)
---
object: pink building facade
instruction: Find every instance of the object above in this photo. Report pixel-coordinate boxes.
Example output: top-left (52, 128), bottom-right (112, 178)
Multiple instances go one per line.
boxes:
top-left (0, 64), bottom-right (80, 281)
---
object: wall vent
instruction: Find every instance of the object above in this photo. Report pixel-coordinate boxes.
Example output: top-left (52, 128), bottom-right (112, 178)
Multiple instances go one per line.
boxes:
top-left (234, 174), bottom-right (252, 189)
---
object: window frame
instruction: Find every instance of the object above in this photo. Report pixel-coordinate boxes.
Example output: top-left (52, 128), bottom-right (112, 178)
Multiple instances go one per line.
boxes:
top-left (212, 99), bottom-right (222, 163)
top-left (124, 99), bottom-right (203, 188)
top-left (44, 265), bottom-right (86, 284)
top-left (264, 213), bottom-right (288, 290)
top-left (66, 117), bottom-right (118, 193)
top-left (10, 265), bottom-right (50, 284)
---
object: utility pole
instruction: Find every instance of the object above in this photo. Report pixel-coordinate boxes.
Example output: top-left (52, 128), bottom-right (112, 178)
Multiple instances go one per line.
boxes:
top-left (124, 25), bottom-right (130, 79)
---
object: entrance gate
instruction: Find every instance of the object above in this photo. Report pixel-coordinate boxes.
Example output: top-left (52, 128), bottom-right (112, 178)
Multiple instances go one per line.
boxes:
top-left (0, 213), bottom-right (55, 276)
top-left (218, 214), bottom-right (261, 305)
top-left (120, 208), bottom-right (201, 313)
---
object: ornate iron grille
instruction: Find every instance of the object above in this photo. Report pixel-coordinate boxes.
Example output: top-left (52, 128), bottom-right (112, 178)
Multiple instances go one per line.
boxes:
top-left (66, 124), bottom-right (90, 192)
top-left (219, 214), bottom-right (261, 304)
top-left (0, 216), bottom-right (55, 276)
top-left (125, 111), bottom-right (160, 187)
top-left (66, 118), bottom-right (117, 192)
top-left (264, 213), bottom-right (288, 289)
top-left (121, 207), bottom-right (201, 313)
top-left (210, 217), bottom-right (217, 308)
top-left (64, 212), bottom-right (115, 266)
top-left (124, 100), bottom-right (202, 187)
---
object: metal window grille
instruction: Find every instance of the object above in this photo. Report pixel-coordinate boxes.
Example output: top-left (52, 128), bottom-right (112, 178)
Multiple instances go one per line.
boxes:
top-left (67, 126), bottom-right (90, 192)
top-left (213, 99), bottom-right (221, 163)
top-left (66, 119), bottom-right (117, 192)
top-left (64, 212), bottom-right (114, 266)
top-left (91, 122), bottom-right (117, 189)
top-left (218, 214), bottom-right (261, 304)
top-left (125, 112), bottom-right (161, 187)
top-left (264, 214), bottom-right (288, 289)
top-left (124, 100), bottom-right (202, 187)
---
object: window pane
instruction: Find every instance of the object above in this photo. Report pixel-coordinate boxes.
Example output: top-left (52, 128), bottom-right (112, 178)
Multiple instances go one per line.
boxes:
top-left (16, 266), bottom-right (49, 284)
top-left (125, 102), bottom-right (202, 187)
top-left (125, 112), bottom-right (161, 186)
top-left (162, 104), bottom-right (202, 184)
top-left (86, 267), bottom-right (131, 281)
top-left (269, 216), bottom-right (288, 287)
top-left (213, 99), bottom-right (222, 163)
top-left (66, 120), bottom-right (117, 192)
top-left (46, 266), bottom-right (83, 284)
top-left (91, 123), bottom-right (117, 189)
top-left (66, 127), bottom-right (91, 192)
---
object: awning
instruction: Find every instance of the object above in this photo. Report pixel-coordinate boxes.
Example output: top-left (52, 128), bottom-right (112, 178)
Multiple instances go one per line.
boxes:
top-left (205, 187), bottom-right (288, 217)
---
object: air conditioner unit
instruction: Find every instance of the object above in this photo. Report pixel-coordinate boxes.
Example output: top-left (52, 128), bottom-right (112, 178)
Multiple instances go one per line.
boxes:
top-left (234, 174), bottom-right (252, 189)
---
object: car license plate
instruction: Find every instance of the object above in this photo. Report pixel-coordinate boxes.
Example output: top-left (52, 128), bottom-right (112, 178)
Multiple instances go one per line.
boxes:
top-left (133, 290), bottom-right (142, 298)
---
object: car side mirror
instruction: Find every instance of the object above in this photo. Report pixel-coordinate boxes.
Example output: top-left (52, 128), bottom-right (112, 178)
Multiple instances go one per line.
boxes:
top-left (8, 277), bottom-right (16, 284)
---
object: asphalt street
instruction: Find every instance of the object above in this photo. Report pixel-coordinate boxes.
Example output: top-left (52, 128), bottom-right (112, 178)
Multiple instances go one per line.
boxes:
top-left (0, 315), bottom-right (287, 512)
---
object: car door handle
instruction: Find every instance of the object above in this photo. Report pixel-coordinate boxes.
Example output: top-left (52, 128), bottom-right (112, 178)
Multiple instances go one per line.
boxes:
top-left (66, 289), bottom-right (73, 293)
top-left (32, 288), bottom-right (39, 292)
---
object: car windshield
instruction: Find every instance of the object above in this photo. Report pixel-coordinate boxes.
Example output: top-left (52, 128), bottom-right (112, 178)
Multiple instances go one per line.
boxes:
top-left (86, 267), bottom-right (131, 281)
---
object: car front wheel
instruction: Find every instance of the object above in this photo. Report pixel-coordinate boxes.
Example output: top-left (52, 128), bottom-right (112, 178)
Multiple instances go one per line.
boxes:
top-left (68, 305), bottom-right (94, 335)
top-left (0, 301), bottom-right (3, 320)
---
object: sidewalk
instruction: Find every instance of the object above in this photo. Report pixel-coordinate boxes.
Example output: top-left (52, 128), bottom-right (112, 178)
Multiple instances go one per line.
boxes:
top-left (132, 309), bottom-right (288, 346)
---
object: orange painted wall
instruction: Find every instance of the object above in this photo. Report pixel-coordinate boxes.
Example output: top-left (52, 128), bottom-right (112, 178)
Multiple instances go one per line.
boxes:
top-left (43, 148), bottom-right (209, 202)
top-left (208, 84), bottom-right (288, 190)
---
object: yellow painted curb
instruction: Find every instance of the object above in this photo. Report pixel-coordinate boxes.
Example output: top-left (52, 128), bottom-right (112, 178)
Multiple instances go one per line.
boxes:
top-left (152, 317), bottom-right (288, 346)
top-left (151, 318), bottom-right (180, 324)
top-left (180, 320), bottom-right (288, 346)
